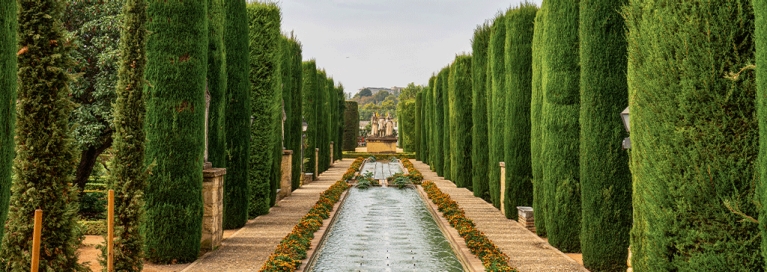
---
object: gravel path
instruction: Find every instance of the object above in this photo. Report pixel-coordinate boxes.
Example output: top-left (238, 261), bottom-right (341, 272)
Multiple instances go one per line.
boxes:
top-left (175, 159), bottom-right (352, 272)
top-left (412, 160), bottom-right (589, 272)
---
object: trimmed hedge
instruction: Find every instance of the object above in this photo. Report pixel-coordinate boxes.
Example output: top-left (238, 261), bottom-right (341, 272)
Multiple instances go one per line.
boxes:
top-left (530, 5), bottom-right (546, 237)
top-left (759, 0), bottom-right (767, 266)
top-left (0, 0), bottom-right (16, 246)
top-left (415, 92), bottom-right (422, 159)
top-left (207, 0), bottom-right (227, 168)
top-left (426, 75), bottom-right (437, 167)
top-left (432, 73), bottom-right (445, 176)
top-left (502, 5), bottom-right (536, 220)
top-left (335, 85), bottom-right (345, 161)
top-left (343, 101), bottom-right (359, 151)
top-left (579, 0), bottom-right (631, 270)
top-left (302, 61), bottom-right (318, 176)
top-left (223, 0), bottom-right (250, 229)
top-left (439, 66), bottom-right (452, 180)
top-left (448, 55), bottom-right (472, 189)
top-left (626, 1), bottom-right (760, 270)
top-left (282, 35), bottom-right (303, 191)
top-left (488, 13), bottom-right (507, 208)
top-left (471, 23), bottom-right (491, 200)
top-left (247, 2), bottom-right (281, 217)
top-left (143, 0), bottom-right (207, 263)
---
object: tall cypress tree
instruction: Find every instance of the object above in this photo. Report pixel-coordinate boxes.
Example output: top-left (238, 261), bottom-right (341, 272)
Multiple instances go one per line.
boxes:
top-left (540, 0), bottom-right (581, 253)
top-left (316, 71), bottom-right (328, 172)
top-left (758, 0), bottom-right (767, 265)
top-left (207, 0), bottom-right (227, 168)
top-left (626, 1), bottom-right (760, 270)
top-left (449, 55), bottom-right (473, 189)
top-left (488, 13), bottom-right (507, 208)
top-left (0, 0), bottom-right (85, 269)
top-left (223, 0), bottom-right (250, 229)
top-left (0, 0), bottom-right (17, 247)
top-left (282, 35), bottom-right (303, 190)
top-left (302, 60), bottom-right (318, 176)
top-left (336, 85), bottom-right (345, 161)
top-left (530, 5), bottom-right (547, 237)
top-left (343, 101), bottom-right (359, 151)
top-left (430, 75), bottom-right (441, 171)
top-left (579, 0), bottom-right (631, 270)
top-left (415, 92), bottom-right (422, 160)
top-left (471, 23), bottom-right (491, 200)
top-left (143, 0), bottom-right (207, 263)
top-left (440, 66), bottom-right (451, 179)
top-left (106, 0), bottom-right (149, 268)
top-left (503, 5), bottom-right (537, 219)
top-left (246, 2), bottom-right (281, 217)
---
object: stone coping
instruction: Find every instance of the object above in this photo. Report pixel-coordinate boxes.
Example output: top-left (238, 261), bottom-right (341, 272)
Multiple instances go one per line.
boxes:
top-left (202, 168), bottom-right (226, 178)
top-left (297, 189), bottom-right (350, 272)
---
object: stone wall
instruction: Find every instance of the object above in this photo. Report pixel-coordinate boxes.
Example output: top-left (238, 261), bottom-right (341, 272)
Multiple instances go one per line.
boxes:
top-left (202, 168), bottom-right (226, 250)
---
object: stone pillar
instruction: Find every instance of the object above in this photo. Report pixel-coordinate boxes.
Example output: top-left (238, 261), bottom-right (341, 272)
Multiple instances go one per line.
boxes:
top-left (330, 141), bottom-right (334, 165)
top-left (627, 248), bottom-right (633, 272)
top-left (202, 168), bottom-right (226, 250)
top-left (517, 206), bottom-right (535, 232)
top-left (499, 162), bottom-right (506, 215)
top-left (314, 148), bottom-right (319, 180)
top-left (278, 150), bottom-right (293, 201)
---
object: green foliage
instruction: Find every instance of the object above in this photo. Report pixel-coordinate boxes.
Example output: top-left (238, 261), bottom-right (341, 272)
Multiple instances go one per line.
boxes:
top-left (429, 75), bottom-right (441, 170)
top-left (439, 66), bottom-right (451, 180)
top-left (207, 0), bottom-right (227, 168)
top-left (246, 2), bottom-right (281, 217)
top-left (79, 220), bottom-right (107, 235)
top-left (626, 1), bottom-right (760, 270)
top-left (79, 190), bottom-right (106, 220)
top-left (0, 0), bottom-right (17, 246)
top-left (343, 101), bottom-right (360, 151)
top-left (281, 35), bottom-right (303, 191)
top-left (397, 83), bottom-right (421, 151)
top-left (223, 0), bottom-right (250, 229)
top-left (448, 55), bottom-right (472, 189)
top-left (415, 92), bottom-right (422, 160)
top-left (579, 0), bottom-right (631, 270)
top-left (335, 85), bottom-right (345, 162)
top-left (0, 0), bottom-right (85, 269)
top-left (530, 5), bottom-right (546, 237)
top-left (471, 23), bottom-right (491, 200)
top-left (302, 60), bottom-right (318, 174)
top-left (143, 0), bottom-right (207, 262)
top-left (64, 0), bottom-right (122, 192)
top-left (355, 172), bottom-right (377, 189)
top-left (488, 13), bottom-right (507, 208)
top-left (758, 0), bottom-right (767, 266)
top-left (318, 73), bottom-right (331, 172)
top-left (503, 5), bottom-right (536, 220)
top-left (539, 0), bottom-right (581, 253)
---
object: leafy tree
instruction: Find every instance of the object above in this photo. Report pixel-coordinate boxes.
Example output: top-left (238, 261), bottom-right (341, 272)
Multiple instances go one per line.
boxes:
top-left (104, 0), bottom-right (149, 268)
top-left (0, 0), bottom-right (17, 247)
top-left (0, 0), bottom-right (85, 269)
top-left (448, 55), bottom-right (472, 189)
top-left (357, 88), bottom-right (372, 97)
top-left (143, 0), bottom-right (207, 262)
top-left (64, 0), bottom-right (123, 192)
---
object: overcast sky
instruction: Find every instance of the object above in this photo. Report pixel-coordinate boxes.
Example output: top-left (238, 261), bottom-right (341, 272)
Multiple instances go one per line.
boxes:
top-left (279, 0), bottom-right (542, 96)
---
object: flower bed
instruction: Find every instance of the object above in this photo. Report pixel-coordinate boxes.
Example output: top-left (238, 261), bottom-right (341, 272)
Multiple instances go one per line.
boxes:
top-left (341, 157), bottom-right (365, 182)
top-left (422, 181), bottom-right (515, 272)
top-left (401, 158), bottom-right (423, 183)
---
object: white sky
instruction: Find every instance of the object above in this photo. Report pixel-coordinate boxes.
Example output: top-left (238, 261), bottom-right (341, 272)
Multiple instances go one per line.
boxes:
top-left (279, 0), bottom-right (542, 95)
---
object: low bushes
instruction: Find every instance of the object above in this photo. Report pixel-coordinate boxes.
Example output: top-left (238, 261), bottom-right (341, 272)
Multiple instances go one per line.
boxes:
top-left (260, 178), bottom-right (352, 271)
top-left (401, 158), bottom-right (423, 184)
top-left (341, 152), bottom-right (415, 159)
top-left (342, 157), bottom-right (365, 182)
top-left (423, 181), bottom-right (514, 272)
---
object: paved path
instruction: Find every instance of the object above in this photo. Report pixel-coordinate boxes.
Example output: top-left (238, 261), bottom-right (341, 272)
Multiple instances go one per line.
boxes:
top-left (412, 160), bottom-right (589, 272)
top-left (179, 160), bottom-right (352, 272)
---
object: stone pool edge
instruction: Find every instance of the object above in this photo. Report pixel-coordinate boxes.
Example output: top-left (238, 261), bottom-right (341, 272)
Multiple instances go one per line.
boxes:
top-left (296, 187), bottom-right (351, 272)
top-left (416, 185), bottom-right (486, 272)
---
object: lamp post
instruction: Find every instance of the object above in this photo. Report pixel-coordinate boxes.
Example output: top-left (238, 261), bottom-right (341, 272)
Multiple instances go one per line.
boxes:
top-left (620, 107), bottom-right (630, 149)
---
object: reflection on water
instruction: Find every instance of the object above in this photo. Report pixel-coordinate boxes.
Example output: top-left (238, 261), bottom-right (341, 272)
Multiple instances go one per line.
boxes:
top-left (309, 187), bottom-right (463, 272)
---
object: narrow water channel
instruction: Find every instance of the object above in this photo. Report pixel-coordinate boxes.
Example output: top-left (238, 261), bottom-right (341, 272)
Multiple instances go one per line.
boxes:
top-left (309, 187), bottom-right (463, 272)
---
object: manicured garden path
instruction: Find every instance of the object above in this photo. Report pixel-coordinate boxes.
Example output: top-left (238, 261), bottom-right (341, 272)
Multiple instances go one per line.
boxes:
top-left (171, 159), bottom-right (352, 272)
top-left (411, 160), bottom-right (589, 272)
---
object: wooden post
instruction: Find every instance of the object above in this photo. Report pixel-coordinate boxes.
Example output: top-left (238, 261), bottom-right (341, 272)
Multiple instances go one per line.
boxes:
top-left (499, 162), bottom-right (506, 215)
top-left (31, 209), bottom-right (42, 272)
top-left (107, 189), bottom-right (114, 272)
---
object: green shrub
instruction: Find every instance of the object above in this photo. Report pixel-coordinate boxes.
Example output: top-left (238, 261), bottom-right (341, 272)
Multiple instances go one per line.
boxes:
top-left (432, 73), bottom-right (445, 176)
top-left (426, 76), bottom-right (436, 167)
top-left (579, 0), bottom-right (631, 270)
top-left (343, 101), bottom-right (360, 151)
top-left (246, 2), bottom-right (281, 217)
top-left (530, 5), bottom-right (546, 237)
top-left (207, 0), bottom-right (227, 168)
top-left (448, 55), bottom-right (472, 189)
top-left (471, 23), bottom-right (491, 199)
top-left (626, 0), bottom-right (760, 270)
top-left (143, 0), bottom-right (207, 263)
top-left (335, 85), bottom-right (345, 161)
top-left (79, 220), bottom-right (107, 236)
top-left (503, 4), bottom-right (537, 220)
top-left (415, 92), bottom-right (423, 160)
top-left (488, 13), bottom-right (507, 208)
top-left (282, 36), bottom-right (303, 191)
top-left (223, 0), bottom-right (250, 229)
top-left (0, 0), bottom-right (84, 269)
top-left (302, 60), bottom-right (318, 175)
top-left (758, 0), bottom-right (767, 265)
top-left (439, 66), bottom-right (451, 179)
top-left (78, 190), bottom-right (106, 220)
top-left (0, 0), bottom-right (16, 246)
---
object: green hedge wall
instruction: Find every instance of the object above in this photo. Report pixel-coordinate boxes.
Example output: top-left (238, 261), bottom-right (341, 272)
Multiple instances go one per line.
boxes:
top-left (207, 0), bottom-right (227, 169)
top-left (488, 13), bottom-right (507, 208)
top-left (539, 0), bottom-right (582, 253)
top-left (448, 55), bottom-right (473, 189)
top-left (440, 66), bottom-right (451, 180)
top-left (426, 75), bottom-right (436, 167)
top-left (0, 0), bottom-right (16, 246)
top-left (502, 4), bottom-right (536, 220)
top-left (343, 101), bottom-right (359, 151)
top-left (471, 23), bottom-right (491, 200)
top-left (336, 85), bottom-right (345, 160)
top-left (302, 60), bottom-right (318, 175)
top-left (530, 5), bottom-right (546, 237)
top-left (223, 0), bottom-right (250, 229)
top-left (143, 0), bottom-right (207, 263)
top-left (318, 73), bottom-right (330, 172)
top-left (579, 0), bottom-right (631, 270)
top-left (0, 0), bottom-right (83, 268)
top-left (432, 73), bottom-right (445, 176)
top-left (415, 92), bottom-right (422, 160)
top-left (108, 0), bottom-right (149, 268)
top-left (282, 35), bottom-right (303, 190)
top-left (246, 2), bottom-right (281, 217)
top-left (759, 1), bottom-right (767, 265)
top-left (626, 1), bottom-right (760, 270)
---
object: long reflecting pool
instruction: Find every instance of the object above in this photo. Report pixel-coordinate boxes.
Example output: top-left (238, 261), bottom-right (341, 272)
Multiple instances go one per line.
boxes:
top-left (309, 187), bottom-right (463, 272)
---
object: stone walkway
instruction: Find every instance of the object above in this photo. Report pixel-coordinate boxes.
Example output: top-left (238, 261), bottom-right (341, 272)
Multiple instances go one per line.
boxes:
top-left (176, 160), bottom-right (352, 272)
top-left (412, 160), bottom-right (589, 272)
